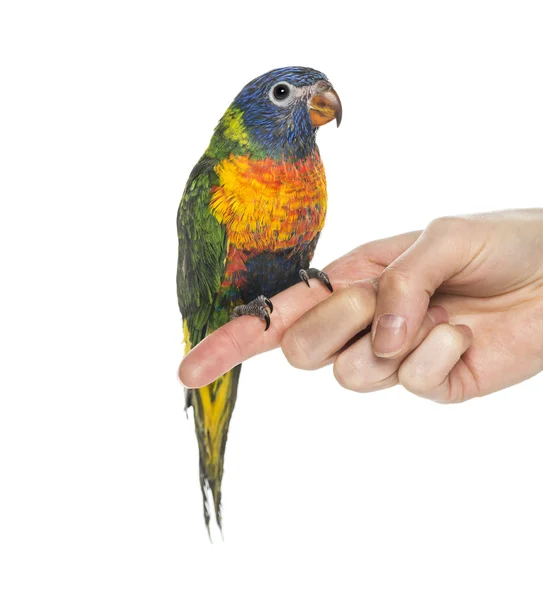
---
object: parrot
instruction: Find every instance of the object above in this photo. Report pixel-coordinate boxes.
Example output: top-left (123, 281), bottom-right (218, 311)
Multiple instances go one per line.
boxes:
top-left (177, 66), bottom-right (342, 533)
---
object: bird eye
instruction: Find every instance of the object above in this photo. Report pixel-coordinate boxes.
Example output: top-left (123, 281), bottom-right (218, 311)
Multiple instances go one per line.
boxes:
top-left (270, 82), bottom-right (293, 105)
top-left (273, 84), bottom-right (289, 100)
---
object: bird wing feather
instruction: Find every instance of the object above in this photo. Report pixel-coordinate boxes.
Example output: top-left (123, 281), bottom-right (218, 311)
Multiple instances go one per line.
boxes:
top-left (177, 156), bottom-right (228, 349)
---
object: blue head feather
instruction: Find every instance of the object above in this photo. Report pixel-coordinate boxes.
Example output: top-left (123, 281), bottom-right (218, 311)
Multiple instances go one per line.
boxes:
top-left (232, 66), bottom-right (330, 161)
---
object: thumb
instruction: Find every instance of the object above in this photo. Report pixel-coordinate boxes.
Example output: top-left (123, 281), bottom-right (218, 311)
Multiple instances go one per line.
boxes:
top-left (371, 217), bottom-right (475, 358)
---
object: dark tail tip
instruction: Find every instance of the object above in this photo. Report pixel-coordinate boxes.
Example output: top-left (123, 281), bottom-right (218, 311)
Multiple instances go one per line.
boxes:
top-left (199, 463), bottom-right (224, 541)
top-left (184, 388), bottom-right (192, 410)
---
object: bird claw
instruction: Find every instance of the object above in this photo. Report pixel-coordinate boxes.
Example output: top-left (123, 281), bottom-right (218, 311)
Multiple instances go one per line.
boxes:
top-left (299, 268), bottom-right (333, 293)
top-left (299, 269), bottom-right (311, 288)
top-left (230, 295), bottom-right (274, 331)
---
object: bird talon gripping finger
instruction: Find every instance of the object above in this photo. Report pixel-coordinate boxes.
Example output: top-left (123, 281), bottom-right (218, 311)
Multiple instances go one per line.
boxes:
top-left (299, 268), bottom-right (334, 292)
top-left (230, 295), bottom-right (273, 331)
top-left (177, 66), bottom-right (342, 534)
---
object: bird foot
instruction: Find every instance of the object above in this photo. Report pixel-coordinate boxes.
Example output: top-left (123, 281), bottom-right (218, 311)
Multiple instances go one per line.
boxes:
top-left (299, 268), bottom-right (333, 292)
top-left (230, 295), bottom-right (274, 331)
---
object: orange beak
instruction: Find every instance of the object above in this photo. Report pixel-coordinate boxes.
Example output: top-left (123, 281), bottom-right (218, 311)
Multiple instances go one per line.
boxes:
top-left (309, 86), bottom-right (342, 127)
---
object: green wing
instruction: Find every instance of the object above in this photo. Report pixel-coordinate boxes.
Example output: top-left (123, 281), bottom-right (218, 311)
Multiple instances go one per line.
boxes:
top-left (177, 156), bottom-right (228, 348)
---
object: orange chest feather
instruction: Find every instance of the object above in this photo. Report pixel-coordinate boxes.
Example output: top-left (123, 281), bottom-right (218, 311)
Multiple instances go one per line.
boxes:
top-left (209, 154), bottom-right (327, 252)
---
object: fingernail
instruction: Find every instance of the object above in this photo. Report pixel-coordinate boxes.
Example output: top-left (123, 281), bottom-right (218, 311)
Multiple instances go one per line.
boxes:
top-left (455, 323), bottom-right (474, 341)
top-left (373, 313), bottom-right (407, 357)
top-left (427, 305), bottom-right (449, 326)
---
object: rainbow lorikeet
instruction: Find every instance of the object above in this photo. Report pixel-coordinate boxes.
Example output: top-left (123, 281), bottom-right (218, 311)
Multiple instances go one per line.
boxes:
top-left (177, 66), bottom-right (342, 532)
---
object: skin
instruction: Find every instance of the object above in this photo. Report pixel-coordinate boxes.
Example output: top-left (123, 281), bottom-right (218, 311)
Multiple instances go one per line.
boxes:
top-left (179, 209), bottom-right (543, 403)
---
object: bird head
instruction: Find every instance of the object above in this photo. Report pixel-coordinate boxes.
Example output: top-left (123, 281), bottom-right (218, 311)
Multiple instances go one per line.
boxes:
top-left (224, 66), bottom-right (342, 161)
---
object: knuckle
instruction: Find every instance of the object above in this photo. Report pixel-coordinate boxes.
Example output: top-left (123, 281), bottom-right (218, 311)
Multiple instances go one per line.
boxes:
top-left (333, 355), bottom-right (362, 391)
top-left (281, 329), bottom-right (316, 370)
top-left (427, 215), bottom-right (469, 237)
top-left (398, 367), bottom-right (427, 395)
top-left (334, 352), bottom-right (398, 393)
top-left (333, 348), bottom-right (375, 393)
top-left (333, 285), bottom-right (374, 329)
top-left (343, 286), bottom-right (366, 316)
top-left (398, 360), bottom-right (439, 395)
top-left (378, 265), bottom-right (413, 293)
top-left (220, 326), bottom-right (243, 358)
top-left (335, 350), bottom-right (361, 382)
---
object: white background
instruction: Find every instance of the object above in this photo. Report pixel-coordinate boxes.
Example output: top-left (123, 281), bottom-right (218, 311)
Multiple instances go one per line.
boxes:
top-left (1, 1), bottom-right (542, 598)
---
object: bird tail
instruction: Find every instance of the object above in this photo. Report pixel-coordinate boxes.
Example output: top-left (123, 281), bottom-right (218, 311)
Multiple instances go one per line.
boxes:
top-left (186, 365), bottom-right (242, 535)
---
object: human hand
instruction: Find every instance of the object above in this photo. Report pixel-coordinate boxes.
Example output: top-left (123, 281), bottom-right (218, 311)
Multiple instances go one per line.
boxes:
top-left (179, 209), bottom-right (543, 402)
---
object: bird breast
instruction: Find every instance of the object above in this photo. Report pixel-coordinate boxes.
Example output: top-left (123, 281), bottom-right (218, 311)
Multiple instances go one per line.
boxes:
top-left (210, 153), bottom-right (327, 252)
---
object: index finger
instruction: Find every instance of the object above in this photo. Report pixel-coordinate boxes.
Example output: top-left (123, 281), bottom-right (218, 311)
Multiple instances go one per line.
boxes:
top-left (178, 230), bottom-right (422, 388)
top-left (178, 279), bottom-right (349, 388)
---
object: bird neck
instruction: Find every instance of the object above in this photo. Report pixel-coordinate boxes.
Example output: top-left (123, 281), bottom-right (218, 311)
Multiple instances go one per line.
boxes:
top-left (207, 106), bottom-right (318, 163)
